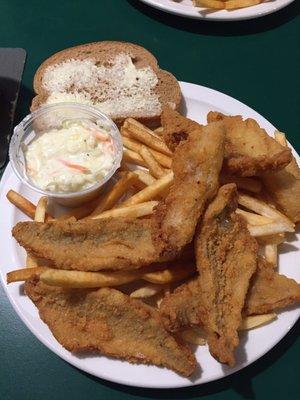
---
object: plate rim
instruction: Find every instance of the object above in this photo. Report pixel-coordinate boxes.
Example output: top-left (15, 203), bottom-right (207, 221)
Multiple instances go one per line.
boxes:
top-left (0, 80), bottom-right (299, 389)
top-left (138, 0), bottom-right (295, 21)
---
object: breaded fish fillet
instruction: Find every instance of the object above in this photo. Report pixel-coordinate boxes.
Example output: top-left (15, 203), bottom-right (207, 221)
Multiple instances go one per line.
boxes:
top-left (245, 258), bottom-right (300, 315)
top-left (25, 278), bottom-right (196, 376)
top-left (194, 183), bottom-right (258, 366)
top-left (13, 218), bottom-right (158, 271)
top-left (262, 149), bottom-right (300, 223)
top-left (207, 112), bottom-right (292, 177)
top-left (160, 259), bottom-right (300, 332)
top-left (161, 106), bottom-right (200, 151)
top-left (152, 108), bottom-right (225, 256)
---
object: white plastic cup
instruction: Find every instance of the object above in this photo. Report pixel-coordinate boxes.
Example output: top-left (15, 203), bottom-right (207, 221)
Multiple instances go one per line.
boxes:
top-left (9, 103), bottom-right (123, 207)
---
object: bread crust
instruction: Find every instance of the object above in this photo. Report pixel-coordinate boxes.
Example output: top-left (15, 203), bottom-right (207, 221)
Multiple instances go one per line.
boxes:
top-left (31, 41), bottom-right (181, 127)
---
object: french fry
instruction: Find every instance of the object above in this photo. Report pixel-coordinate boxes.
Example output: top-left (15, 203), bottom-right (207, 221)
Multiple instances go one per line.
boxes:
top-left (225, 0), bottom-right (261, 10)
top-left (193, 0), bottom-right (224, 9)
top-left (88, 172), bottom-right (140, 217)
top-left (119, 160), bottom-right (131, 171)
top-left (145, 151), bottom-right (172, 169)
top-left (221, 174), bottom-right (262, 193)
top-left (122, 136), bottom-right (172, 168)
top-left (236, 209), bottom-right (273, 225)
top-left (92, 201), bottom-right (158, 220)
top-left (120, 171), bottom-right (174, 207)
top-left (274, 131), bottom-right (287, 147)
top-left (120, 126), bottom-right (131, 138)
top-left (34, 196), bottom-right (48, 222)
top-left (154, 127), bottom-right (164, 137)
top-left (180, 328), bottom-right (206, 346)
top-left (123, 118), bottom-right (172, 156)
top-left (7, 267), bottom-right (46, 283)
top-left (122, 135), bottom-right (143, 153)
top-left (6, 190), bottom-right (53, 221)
top-left (39, 268), bottom-right (149, 288)
top-left (133, 170), bottom-right (156, 187)
top-left (139, 146), bottom-right (166, 179)
top-left (26, 196), bottom-right (48, 268)
top-left (130, 283), bottom-right (164, 298)
top-left (264, 244), bottom-right (278, 268)
top-left (123, 148), bottom-right (147, 168)
top-left (247, 222), bottom-right (294, 237)
top-left (142, 262), bottom-right (196, 284)
top-left (26, 257), bottom-right (39, 268)
top-left (8, 263), bottom-right (188, 289)
top-left (238, 193), bottom-right (294, 229)
top-left (257, 233), bottom-right (285, 245)
top-left (240, 314), bottom-right (277, 330)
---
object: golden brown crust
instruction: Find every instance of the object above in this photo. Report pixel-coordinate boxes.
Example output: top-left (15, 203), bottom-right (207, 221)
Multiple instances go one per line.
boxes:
top-left (25, 278), bottom-right (196, 376)
top-left (245, 258), bottom-right (300, 315)
top-left (195, 184), bottom-right (258, 366)
top-left (160, 258), bottom-right (300, 334)
top-left (262, 154), bottom-right (300, 223)
top-left (207, 112), bottom-right (292, 176)
top-left (161, 106), bottom-right (200, 151)
top-left (152, 108), bottom-right (225, 256)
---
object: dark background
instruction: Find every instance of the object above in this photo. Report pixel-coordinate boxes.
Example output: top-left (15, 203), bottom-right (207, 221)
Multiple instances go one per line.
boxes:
top-left (0, 1), bottom-right (299, 399)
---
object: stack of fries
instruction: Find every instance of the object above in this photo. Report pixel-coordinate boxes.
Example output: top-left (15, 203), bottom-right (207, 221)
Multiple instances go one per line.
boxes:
top-left (193, 0), bottom-right (264, 10)
top-left (6, 121), bottom-right (295, 346)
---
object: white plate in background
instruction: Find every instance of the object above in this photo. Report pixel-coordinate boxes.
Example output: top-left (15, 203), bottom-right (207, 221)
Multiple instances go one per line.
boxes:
top-left (138, 0), bottom-right (295, 21)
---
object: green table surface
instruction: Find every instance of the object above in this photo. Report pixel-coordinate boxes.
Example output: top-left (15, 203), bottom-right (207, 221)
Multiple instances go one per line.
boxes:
top-left (0, 1), bottom-right (299, 399)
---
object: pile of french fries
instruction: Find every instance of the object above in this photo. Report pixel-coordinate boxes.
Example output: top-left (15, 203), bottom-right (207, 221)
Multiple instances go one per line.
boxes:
top-left (193, 0), bottom-right (264, 10)
top-left (6, 120), bottom-right (295, 346)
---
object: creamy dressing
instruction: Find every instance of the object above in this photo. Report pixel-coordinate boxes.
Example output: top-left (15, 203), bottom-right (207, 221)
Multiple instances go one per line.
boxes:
top-left (24, 120), bottom-right (115, 193)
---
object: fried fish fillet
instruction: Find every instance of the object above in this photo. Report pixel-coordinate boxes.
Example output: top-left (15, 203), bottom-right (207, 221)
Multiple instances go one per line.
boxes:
top-left (160, 259), bottom-right (300, 332)
top-left (160, 106), bottom-right (200, 151)
top-left (13, 112), bottom-right (225, 270)
top-left (25, 278), bottom-right (196, 376)
top-left (13, 218), bottom-right (158, 271)
top-left (194, 183), bottom-right (258, 366)
top-left (152, 108), bottom-right (225, 256)
top-left (207, 112), bottom-right (292, 177)
top-left (262, 149), bottom-right (300, 223)
top-left (245, 258), bottom-right (300, 315)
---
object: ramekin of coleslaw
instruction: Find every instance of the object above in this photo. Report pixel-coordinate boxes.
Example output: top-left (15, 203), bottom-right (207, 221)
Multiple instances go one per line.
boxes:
top-left (9, 103), bottom-right (123, 206)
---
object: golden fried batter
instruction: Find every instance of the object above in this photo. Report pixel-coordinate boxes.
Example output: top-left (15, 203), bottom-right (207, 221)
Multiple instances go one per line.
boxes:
top-left (160, 259), bottom-right (300, 332)
top-left (195, 183), bottom-right (258, 366)
top-left (25, 278), bottom-right (196, 377)
top-left (207, 112), bottom-right (292, 177)
top-left (152, 107), bottom-right (225, 256)
top-left (262, 152), bottom-right (300, 223)
top-left (245, 258), bottom-right (300, 315)
top-left (13, 218), bottom-right (158, 271)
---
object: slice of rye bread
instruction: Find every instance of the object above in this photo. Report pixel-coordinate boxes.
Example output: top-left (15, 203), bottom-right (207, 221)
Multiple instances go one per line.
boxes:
top-left (31, 41), bottom-right (182, 127)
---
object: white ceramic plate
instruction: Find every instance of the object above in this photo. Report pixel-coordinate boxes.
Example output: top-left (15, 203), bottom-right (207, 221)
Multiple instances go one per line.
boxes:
top-left (138, 0), bottom-right (295, 21)
top-left (0, 82), bottom-right (299, 388)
